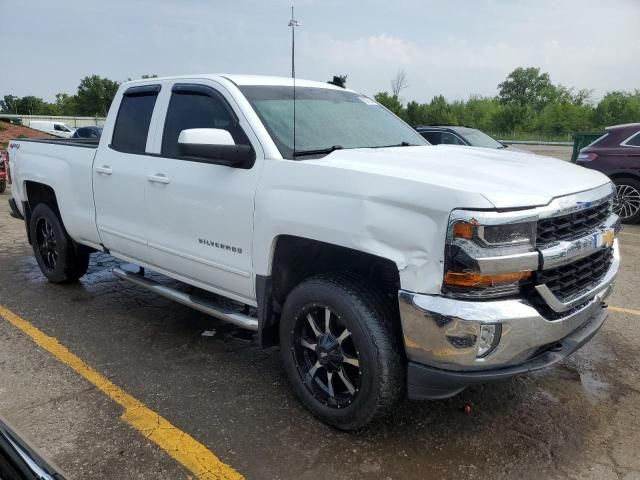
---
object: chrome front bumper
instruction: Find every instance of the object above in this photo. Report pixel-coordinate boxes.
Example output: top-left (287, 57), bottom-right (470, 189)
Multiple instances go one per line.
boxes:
top-left (398, 243), bottom-right (619, 372)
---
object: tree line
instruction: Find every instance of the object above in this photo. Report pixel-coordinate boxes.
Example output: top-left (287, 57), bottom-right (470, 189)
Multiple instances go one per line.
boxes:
top-left (2, 68), bottom-right (638, 138)
top-left (372, 67), bottom-right (640, 139)
top-left (0, 74), bottom-right (158, 118)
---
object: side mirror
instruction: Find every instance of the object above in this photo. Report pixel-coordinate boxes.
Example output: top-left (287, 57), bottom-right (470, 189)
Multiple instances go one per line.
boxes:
top-left (178, 128), bottom-right (255, 168)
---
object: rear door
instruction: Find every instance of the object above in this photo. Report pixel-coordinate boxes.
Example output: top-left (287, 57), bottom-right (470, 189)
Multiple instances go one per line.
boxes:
top-left (144, 81), bottom-right (263, 302)
top-left (93, 85), bottom-right (160, 263)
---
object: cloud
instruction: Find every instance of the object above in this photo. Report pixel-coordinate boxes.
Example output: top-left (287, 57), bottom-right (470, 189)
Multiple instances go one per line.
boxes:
top-left (309, 33), bottom-right (420, 65)
top-left (1, 0), bottom-right (638, 104)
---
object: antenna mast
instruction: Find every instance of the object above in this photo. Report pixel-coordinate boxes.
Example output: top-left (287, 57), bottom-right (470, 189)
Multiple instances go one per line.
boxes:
top-left (288, 6), bottom-right (299, 78)
top-left (288, 6), bottom-right (299, 155)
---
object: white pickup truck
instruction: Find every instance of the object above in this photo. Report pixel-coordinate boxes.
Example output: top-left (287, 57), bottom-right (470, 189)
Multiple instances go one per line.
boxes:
top-left (7, 74), bottom-right (621, 430)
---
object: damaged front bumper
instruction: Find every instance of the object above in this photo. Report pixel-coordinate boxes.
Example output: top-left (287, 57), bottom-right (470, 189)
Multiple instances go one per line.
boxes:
top-left (398, 250), bottom-right (618, 400)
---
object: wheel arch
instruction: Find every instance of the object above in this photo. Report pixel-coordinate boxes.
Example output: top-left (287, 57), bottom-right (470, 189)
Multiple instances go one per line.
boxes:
top-left (23, 181), bottom-right (61, 244)
top-left (256, 235), bottom-right (401, 348)
top-left (608, 171), bottom-right (640, 183)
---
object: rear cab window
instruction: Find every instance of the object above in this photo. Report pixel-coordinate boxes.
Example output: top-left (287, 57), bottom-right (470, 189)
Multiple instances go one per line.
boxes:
top-left (111, 85), bottom-right (161, 154)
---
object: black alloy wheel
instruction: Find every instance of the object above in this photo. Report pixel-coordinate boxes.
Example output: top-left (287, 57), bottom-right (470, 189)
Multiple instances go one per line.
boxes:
top-left (29, 203), bottom-right (90, 283)
top-left (35, 217), bottom-right (58, 271)
top-left (291, 304), bottom-right (362, 408)
top-left (280, 273), bottom-right (404, 430)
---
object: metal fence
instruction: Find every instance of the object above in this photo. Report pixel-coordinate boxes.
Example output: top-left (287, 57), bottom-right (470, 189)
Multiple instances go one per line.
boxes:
top-left (0, 114), bottom-right (106, 128)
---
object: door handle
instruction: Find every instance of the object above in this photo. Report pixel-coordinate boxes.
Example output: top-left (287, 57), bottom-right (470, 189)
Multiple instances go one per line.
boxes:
top-left (147, 174), bottom-right (170, 184)
top-left (95, 165), bottom-right (113, 175)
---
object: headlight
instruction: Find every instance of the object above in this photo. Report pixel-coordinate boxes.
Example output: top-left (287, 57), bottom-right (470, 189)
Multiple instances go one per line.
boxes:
top-left (452, 220), bottom-right (535, 247)
top-left (444, 211), bottom-right (538, 298)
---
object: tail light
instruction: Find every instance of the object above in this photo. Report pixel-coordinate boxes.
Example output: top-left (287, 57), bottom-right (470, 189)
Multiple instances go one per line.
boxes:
top-left (577, 152), bottom-right (598, 162)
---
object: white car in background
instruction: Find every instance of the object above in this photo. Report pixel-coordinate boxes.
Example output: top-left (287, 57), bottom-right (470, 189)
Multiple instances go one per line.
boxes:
top-left (29, 120), bottom-right (75, 138)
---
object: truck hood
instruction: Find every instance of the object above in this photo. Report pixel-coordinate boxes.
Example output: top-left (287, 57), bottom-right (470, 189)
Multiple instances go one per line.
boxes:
top-left (307, 145), bottom-right (611, 209)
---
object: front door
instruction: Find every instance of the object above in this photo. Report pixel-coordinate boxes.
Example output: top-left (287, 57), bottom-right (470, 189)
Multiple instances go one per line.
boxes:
top-left (144, 82), bottom-right (262, 302)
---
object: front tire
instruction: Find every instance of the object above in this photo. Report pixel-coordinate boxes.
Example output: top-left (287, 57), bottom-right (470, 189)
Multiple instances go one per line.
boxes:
top-left (614, 177), bottom-right (640, 224)
top-left (280, 273), bottom-right (404, 430)
top-left (29, 203), bottom-right (90, 283)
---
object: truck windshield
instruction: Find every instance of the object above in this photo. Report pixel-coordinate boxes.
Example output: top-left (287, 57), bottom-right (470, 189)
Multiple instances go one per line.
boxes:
top-left (239, 85), bottom-right (428, 159)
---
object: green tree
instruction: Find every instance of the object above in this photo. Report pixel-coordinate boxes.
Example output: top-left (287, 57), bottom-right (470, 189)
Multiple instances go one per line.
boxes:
top-left (536, 102), bottom-right (593, 136)
top-left (554, 85), bottom-right (592, 106)
top-left (455, 96), bottom-right (502, 132)
top-left (491, 103), bottom-right (533, 134)
top-left (0, 95), bottom-right (20, 114)
top-left (498, 67), bottom-right (556, 112)
top-left (593, 91), bottom-right (640, 128)
top-left (54, 93), bottom-right (78, 116)
top-left (75, 75), bottom-right (120, 116)
top-left (423, 95), bottom-right (457, 125)
top-left (4, 96), bottom-right (56, 115)
top-left (374, 92), bottom-right (404, 117)
top-left (405, 100), bottom-right (427, 126)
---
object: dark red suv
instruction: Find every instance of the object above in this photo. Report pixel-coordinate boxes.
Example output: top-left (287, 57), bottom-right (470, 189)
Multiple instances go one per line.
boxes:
top-left (577, 123), bottom-right (640, 223)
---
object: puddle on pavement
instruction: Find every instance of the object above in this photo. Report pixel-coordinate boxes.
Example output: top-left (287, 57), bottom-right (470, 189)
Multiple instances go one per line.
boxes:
top-left (537, 388), bottom-right (560, 404)
top-left (579, 371), bottom-right (610, 405)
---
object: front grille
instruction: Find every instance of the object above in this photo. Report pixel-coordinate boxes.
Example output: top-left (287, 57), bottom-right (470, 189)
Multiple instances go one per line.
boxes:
top-left (536, 248), bottom-right (613, 302)
top-left (536, 200), bottom-right (611, 245)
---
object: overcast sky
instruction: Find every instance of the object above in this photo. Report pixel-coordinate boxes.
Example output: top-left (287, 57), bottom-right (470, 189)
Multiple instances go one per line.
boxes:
top-left (1, 0), bottom-right (638, 103)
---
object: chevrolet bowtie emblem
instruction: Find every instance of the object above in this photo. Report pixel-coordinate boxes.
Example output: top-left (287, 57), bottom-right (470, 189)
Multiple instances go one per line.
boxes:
top-left (602, 229), bottom-right (615, 248)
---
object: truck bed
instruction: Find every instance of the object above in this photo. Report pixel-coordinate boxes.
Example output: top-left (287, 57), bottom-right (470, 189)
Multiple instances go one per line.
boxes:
top-left (9, 136), bottom-right (101, 248)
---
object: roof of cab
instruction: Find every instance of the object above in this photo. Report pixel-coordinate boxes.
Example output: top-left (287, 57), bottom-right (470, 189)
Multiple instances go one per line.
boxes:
top-left (123, 74), bottom-right (351, 92)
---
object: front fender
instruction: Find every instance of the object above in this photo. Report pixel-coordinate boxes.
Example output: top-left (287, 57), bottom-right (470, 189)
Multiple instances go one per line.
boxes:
top-left (253, 159), bottom-right (493, 294)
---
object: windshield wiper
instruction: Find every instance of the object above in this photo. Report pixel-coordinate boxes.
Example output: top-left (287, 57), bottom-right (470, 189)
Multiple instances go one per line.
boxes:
top-left (293, 145), bottom-right (344, 157)
top-left (370, 141), bottom-right (417, 148)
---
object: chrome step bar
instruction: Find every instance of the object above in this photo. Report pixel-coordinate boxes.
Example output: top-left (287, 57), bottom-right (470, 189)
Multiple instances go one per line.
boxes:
top-left (112, 267), bottom-right (258, 331)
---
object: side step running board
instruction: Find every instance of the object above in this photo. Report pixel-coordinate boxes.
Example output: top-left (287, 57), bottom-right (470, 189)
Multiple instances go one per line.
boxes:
top-left (112, 267), bottom-right (258, 331)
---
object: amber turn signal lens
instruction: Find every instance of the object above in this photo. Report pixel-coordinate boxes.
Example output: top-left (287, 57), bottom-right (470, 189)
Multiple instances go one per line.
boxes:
top-left (452, 222), bottom-right (474, 239)
top-left (444, 271), bottom-right (532, 288)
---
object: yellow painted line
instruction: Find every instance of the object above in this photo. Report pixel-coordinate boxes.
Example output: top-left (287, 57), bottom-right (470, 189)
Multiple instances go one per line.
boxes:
top-left (0, 304), bottom-right (243, 480)
top-left (609, 306), bottom-right (640, 317)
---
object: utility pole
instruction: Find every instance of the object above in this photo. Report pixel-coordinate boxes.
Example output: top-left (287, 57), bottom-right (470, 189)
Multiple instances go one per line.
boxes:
top-left (288, 6), bottom-right (299, 78)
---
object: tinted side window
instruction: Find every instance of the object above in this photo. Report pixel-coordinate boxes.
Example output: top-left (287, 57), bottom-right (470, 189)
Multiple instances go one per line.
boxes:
top-left (441, 132), bottom-right (466, 145)
top-left (420, 131), bottom-right (441, 144)
top-left (111, 88), bottom-right (159, 154)
top-left (162, 87), bottom-right (250, 158)
top-left (626, 132), bottom-right (640, 146)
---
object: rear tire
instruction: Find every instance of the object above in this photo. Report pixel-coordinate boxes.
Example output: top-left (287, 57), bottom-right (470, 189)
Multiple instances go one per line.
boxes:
top-left (0, 180), bottom-right (6, 194)
top-left (613, 177), bottom-right (640, 224)
top-left (280, 273), bottom-right (404, 431)
top-left (29, 203), bottom-right (90, 283)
